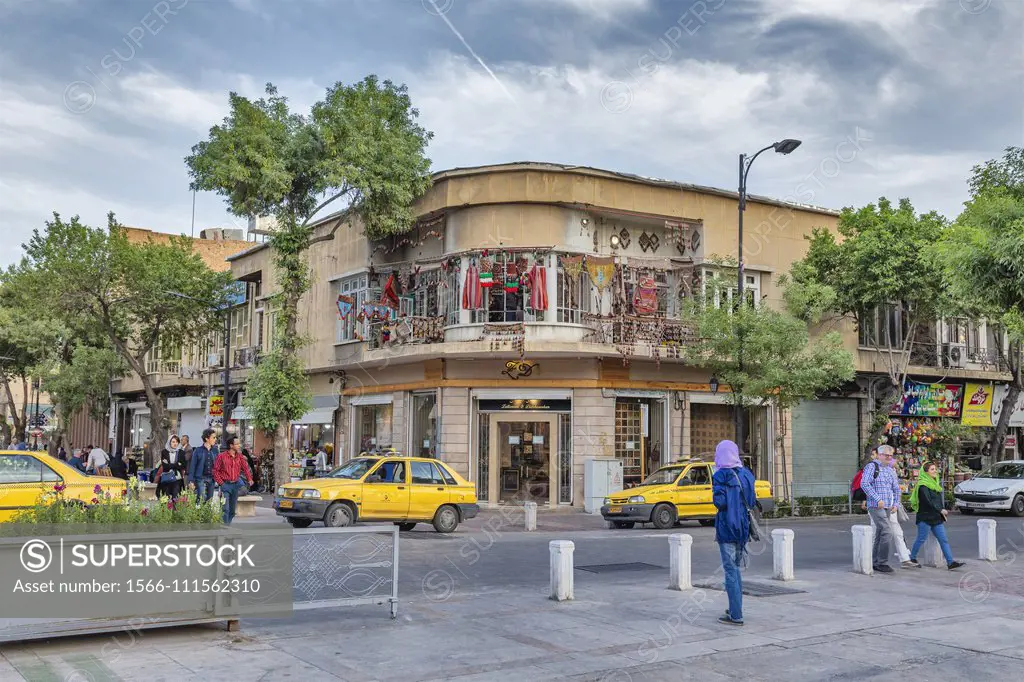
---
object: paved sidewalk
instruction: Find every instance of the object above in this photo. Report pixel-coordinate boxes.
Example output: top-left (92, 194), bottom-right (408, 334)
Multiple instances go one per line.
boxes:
top-left (4, 545), bottom-right (1024, 681)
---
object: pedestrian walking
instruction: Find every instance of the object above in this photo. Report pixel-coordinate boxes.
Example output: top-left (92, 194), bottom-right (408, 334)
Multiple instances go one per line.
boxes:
top-left (86, 444), bottom-right (111, 476)
top-left (712, 439), bottom-right (756, 626)
top-left (155, 441), bottom-right (186, 499)
top-left (908, 461), bottom-right (965, 570)
top-left (860, 444), bottom-right (910, 573)
top-left (213, 436), bottom-right (253, 525)
top-left (179, 435), bottom-right (194, 479)
top-left (187, 429), bottom-right (218, 503)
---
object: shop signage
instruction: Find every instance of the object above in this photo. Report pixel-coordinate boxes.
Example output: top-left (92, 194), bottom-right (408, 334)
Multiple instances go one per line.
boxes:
top-left (1006, 435), bottom-right (1017, 448)
top-left (502, 360), bottom-right (538, 380)
top-left (208, 395), bottom-right (224, 418)
top-left (477, 399), bottom-right (571, 412)
top-left (890, 381), bottom-right (964, 418)
top-left (991, 385), bottom-right (1024, 427)
top-left (962, 383), bottom-right (996, 426)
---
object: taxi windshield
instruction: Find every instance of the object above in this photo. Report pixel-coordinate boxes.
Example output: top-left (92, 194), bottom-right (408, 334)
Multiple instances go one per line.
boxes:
top-left (641, 467), bottom-right (683, 486)
top-left (327, 458), bottom-right (380, 480)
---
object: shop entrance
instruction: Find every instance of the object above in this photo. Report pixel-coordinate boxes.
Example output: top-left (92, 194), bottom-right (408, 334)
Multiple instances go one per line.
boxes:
top-left (489, 414), bottom-right (557, 507)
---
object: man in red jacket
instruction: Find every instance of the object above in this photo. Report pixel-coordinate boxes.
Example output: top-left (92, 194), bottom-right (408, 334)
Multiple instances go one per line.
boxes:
top-left (213, 436), bottom-right (253, 525)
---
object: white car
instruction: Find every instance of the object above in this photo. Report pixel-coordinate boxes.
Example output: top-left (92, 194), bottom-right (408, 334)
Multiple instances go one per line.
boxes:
top-left (954, 460), bottom-right (1024, 517)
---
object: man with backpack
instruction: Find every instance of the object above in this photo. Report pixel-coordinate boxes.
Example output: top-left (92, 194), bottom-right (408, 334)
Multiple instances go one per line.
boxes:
top-left (858, 445), bottom-right (914, 572)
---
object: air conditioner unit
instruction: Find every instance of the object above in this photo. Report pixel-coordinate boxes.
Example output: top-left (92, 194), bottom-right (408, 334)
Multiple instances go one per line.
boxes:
top-left (945, 343), bottom-right (967, 369)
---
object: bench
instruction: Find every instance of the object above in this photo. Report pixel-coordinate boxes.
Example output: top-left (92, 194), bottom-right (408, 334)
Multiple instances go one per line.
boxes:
top-left (236, 495), bottom-right (263, 518)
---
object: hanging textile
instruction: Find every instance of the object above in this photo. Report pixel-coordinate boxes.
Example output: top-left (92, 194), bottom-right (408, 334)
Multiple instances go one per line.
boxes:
top-left (381, 273), bottom-right (400, 308)
top-left (528, 263), bottom-right (548, 311)
top-left (359, 304), bottom-right (394, 321)
top-left (586, 256), bottom-right (616, 293)
top-left (633, 275), bottom-right (659, 315)
top-left (561, 255), bottom-right (584, 281)
top-left (336, 294), bottom-right (355, 320)
top-left (504, 261), bottom-right (519, 294)
top-left (483, 322), bottom-right (526, 357)
top-left (480, 258), bottom-right (494, 288)
top-left (462, 262), bottom-right (482, 309)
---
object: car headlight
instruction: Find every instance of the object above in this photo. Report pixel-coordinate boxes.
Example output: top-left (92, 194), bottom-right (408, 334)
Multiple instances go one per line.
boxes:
top-left (301, 489), bottom-right (321, 499)
top-left (954, 484), bottom-right (962, 494)
top-left (990, 487), bottom-right (1008, 495)
top-left (628, 495), bottom-right (645, 504)
top-left (276, 486), bottom-right (285, 497)
top-left (603, 497), bottom-right (611, 505)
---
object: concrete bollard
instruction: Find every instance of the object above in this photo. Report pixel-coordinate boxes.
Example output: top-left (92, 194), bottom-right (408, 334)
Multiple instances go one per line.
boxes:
top-left (852, 525), bottom-right (874, 575)
top-left (772, 528), bottom-right (795, 581)
top-left (668, 534), bottom-right (693, 591)
top-left (525, 501), bottom-right (538, 532)
top-left (921, 534), bottom-right (944, 568)
top-left (978, 518), bottom-right (997, 562)
top-left (549, 540), bottom-right (575, 601)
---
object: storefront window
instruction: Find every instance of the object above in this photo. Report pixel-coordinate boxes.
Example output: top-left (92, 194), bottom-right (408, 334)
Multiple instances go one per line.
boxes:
top-left (559, 413), bottom-right (572, 504)
top-left (290, 423), bottom-right (333, 454)
top-left (411, 393), bottom-right (437, 457)
top-left (356, 404), bottom-right (393, 453)
top-left (477, 411), bottom-right (489, 501)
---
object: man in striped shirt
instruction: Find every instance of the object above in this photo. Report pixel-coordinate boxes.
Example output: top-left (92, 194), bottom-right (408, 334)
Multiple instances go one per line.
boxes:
top-left (861, 445), bottom-right (904, 573)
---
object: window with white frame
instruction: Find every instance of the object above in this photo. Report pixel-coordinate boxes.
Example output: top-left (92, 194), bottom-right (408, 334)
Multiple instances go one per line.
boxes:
top-left (557, 261), bottom-right (594, 323)
top-left (335, 273), bottom-right (377, 343)
top-left (443, 265), bottom-right (460, 326)
top-left (470, 253), bottom-right (542, 323)
top-left (858, 303), bottom-right (906, 348)
top-left (701, 268), bottom-right (759, 311)
top-left (413, 268), bottom-right (441, 317)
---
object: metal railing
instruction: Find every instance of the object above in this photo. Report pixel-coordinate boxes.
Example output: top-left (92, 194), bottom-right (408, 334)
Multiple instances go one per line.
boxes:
top-left (365, 316), bottom-right (446, 350)
top-left (144, 358), bottom-right (182, 375)
top-left (582, 314), bottom-right (698, 357)
top-left (233, 347), bottom-right (260, 368)
top-left (291, 526), bottom-right (399, 618)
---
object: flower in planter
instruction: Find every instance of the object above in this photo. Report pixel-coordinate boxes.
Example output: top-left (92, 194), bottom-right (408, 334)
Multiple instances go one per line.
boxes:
top-left (166, 502), bottom-right (174, 511)
top-left (140, 508), bottom-right (149, 516)
top-left (91, 498), bottom-right (99, 504)
top-left (93, 484), bottom-right (103, 494)
top-left (122, 490), bottom-right (128, 497)
top-left (54, 483), bottom-right (66, 493)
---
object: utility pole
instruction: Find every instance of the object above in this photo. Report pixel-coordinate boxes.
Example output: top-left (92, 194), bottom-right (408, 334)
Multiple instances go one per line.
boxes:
top-left (31, 378), bottom-right (41, 450)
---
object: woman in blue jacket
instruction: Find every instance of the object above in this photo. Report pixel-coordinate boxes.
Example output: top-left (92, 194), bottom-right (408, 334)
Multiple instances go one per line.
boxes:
top-left (712, 440), bottom-right (756, 626)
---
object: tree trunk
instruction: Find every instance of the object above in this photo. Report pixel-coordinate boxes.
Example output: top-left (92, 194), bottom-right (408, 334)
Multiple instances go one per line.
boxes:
top-left (776, 403), bottom-right (792, 508)
top-left (1, 377), bottom-right (18, 444)
top-left (273, 422), bottom-right (290, 493)
top-left (863, 381), bottom-right (901, 464)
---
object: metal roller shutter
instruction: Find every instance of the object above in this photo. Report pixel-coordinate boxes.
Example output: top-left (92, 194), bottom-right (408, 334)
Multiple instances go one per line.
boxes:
top-left (791, 399), bottom-right (859, 497)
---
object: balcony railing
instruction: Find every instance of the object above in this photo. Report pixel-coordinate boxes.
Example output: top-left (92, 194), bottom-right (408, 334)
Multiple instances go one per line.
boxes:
top-left (145, 359), bottom-right (181, 375)
top-left (904, 343), bottom-right (1010, 372)
top-left (366, 316), bottom-right (446, 350)
top-left (583, 314), bottom-right (699, 360)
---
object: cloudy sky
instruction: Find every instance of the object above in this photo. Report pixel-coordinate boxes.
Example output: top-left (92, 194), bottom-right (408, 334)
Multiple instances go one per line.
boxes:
top-left (1, 0), bottom-right (1020, 266)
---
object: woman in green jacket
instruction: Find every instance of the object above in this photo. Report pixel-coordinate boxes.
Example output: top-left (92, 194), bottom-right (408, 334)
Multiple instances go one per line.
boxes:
top-left (908, 462), bottom-right (964, 570)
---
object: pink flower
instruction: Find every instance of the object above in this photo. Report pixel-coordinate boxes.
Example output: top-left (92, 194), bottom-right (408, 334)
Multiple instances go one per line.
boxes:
top-left (121, 489), bottom-right (128, 497)
top-left (167, 502), bottom-right (174, 510)
top-left (54, 483), bottom-right (66, 493)
top-left (140, 508), bottom-right (149, 516)
top-left (93, 484), bottom-right (103, 494)
top-left (91, 498), bottom-right (99, 504)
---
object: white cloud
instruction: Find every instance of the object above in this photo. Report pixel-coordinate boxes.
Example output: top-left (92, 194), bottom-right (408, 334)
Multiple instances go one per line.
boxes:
top-left (532, 0), bottom-right (651, 20)
top-left (755, 0), bottom-right (934, 37)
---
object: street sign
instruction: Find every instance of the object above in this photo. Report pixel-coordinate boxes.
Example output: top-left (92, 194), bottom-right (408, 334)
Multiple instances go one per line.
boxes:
top-left (208, 395), bottom-right (224, 418)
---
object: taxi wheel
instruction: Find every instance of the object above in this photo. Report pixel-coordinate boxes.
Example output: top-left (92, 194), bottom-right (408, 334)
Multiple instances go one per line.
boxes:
top-left (288, 518), bottom-right (313, 528)
top-left (323, 502), bottom-right (354, 528)
top-left (651, 503), bottom-right (677, 530)
top-left (433, 505), bottom-right (460, 533)
top-left (396, 522), bottom-right (417, 531)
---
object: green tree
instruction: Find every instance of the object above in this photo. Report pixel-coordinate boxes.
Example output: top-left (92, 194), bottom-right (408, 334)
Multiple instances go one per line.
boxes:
top-left (785, 198), bottom-right (948, 460)
top-left (683, 294), bottom-right (855, 500)
top-left (935, 147), bottom-right (1024, 454)
top-left (0, 303), bottom-right (59, 445)
top-left (186, 78), bottom-right (433, 485)
top-left (3, 213), bottom-right (233, 464)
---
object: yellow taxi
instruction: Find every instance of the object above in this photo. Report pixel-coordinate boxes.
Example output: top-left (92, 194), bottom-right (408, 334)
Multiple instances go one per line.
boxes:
top-left (274, 455), bottom-right (480, 533)
top-left (601, 458), bottom-right (774, 529)
top-left (0, 450), bottom-right (128, 522)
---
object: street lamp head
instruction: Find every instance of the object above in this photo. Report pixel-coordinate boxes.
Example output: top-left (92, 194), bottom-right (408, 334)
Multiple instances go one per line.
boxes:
top-left (709, 376), bottom-right (720, 394)
top-left (773, 139), bottom-right (802, 155)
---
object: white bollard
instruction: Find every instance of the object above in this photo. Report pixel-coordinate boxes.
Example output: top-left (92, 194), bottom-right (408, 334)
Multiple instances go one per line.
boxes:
top-left (978, 518), bottom-right (997, 561)
top-left (772, 528), bottom-right (795, 581)
top-left (921, 534), bottom-right (944, 568)
top-left (668, 534), bottom-right (693, 591)
top-left (524, 501), bottom-right (538, 532)
top-left (549, 540), bottom-right (575, 601)
top-left (852, 525), bottom-right (874, 575)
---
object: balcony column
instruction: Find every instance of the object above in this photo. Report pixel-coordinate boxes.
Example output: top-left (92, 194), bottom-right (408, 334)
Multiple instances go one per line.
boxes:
top-left (545, 253), bottom-right (558, 322)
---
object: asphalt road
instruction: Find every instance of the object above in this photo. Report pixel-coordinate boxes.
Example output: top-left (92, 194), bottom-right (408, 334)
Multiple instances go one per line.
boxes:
top-left (379, 513), bottom-right (1024, 601)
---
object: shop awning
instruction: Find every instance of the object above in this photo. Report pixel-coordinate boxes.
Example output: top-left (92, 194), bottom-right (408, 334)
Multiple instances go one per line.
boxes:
top-left (294, 408), bottom-right (335, 424)
top-left (350, 394), bottom-right (394, 406)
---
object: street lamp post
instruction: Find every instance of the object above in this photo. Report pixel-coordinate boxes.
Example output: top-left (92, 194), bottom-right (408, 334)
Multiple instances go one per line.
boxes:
top-left (736, 138), bottom-right (801, 449)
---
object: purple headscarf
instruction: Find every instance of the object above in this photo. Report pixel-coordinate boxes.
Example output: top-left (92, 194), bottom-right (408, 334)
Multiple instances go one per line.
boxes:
top-left (714, 440), bottom-right (742, 469)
